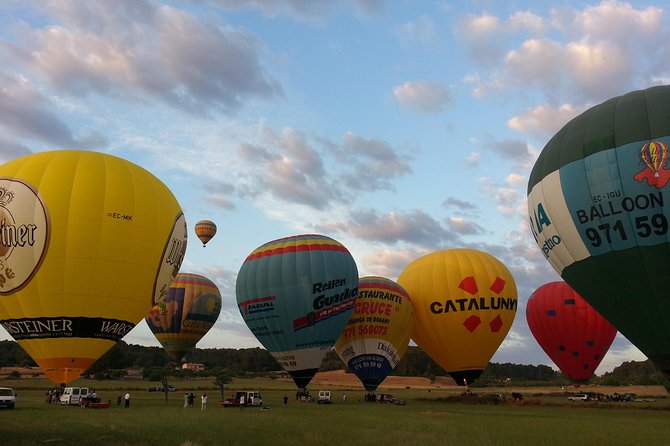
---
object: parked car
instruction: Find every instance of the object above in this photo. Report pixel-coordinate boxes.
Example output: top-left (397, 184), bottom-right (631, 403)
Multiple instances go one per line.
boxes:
top-left (568, 393), bottom-right (589, 401)
top-left (60, 387), bottom-right (89, 405)
top-left (376, 393), bottom-right (406, 405)
top-left (221, 391), bottom-right (263, 407)
top-left (0, 387), bottom-right (16, 409)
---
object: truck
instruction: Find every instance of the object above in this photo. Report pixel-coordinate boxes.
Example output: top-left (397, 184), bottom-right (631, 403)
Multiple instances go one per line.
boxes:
top-left (60, 387), bottom-right (89, 406)
top-left (221, 391), bottom-right (263, 407)
top-left (317, 390), bottom-right (332, 404)
top-left (0, 387), bottom-right (16, 409)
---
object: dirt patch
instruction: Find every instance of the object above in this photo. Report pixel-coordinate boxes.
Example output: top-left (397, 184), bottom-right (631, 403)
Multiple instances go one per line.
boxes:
top-left (301, 370), bottom-right (458, 389)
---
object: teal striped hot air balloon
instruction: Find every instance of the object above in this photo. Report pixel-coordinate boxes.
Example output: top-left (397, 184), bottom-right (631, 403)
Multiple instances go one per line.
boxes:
top-left (236, 234), bottom-right (359, 389)
top-left (527, 85), bottom-right (670, 376)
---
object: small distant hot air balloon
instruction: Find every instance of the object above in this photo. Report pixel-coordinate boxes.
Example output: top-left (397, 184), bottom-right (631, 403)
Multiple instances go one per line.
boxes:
top-left (334, 276), bottom-right (414, 392)
top-left (397, 249), bottom-right (517, 385)
top-left (194, 220), bottom-right (217, 247)
top-left (527, 85), bottom-right (670, 377)
top-left (236, 234), bottom-right (358, 389)
top-left (526, 281), bottom-right (617, 382)
top-left (146, 273), bottom-right (222, 363)
top-left (0, 150), bottom-right (187, 384)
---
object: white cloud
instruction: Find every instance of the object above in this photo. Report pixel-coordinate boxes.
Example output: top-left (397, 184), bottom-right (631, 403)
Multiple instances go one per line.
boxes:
top-left (393, 80), bottom-right (452, 113)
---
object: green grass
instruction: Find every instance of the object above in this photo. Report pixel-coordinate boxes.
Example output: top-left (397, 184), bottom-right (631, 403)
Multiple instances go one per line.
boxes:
top-left (1, 380), bottom-right (669, 446)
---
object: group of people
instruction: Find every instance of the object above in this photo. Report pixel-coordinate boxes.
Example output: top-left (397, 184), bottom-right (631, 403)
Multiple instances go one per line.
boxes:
top-left (45, 388), bottom-right (62, 404)
top-left (183, 392), bottom-right (208, 410)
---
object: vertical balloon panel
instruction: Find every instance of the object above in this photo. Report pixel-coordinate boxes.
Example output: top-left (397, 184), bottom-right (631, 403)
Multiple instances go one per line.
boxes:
top-left (527, 85), bottom-right (670, 376)
top-left (0, 150), bottom-right (187, 384)
top-left (236, 234), bottom-right (358, 389)
top-left (334, 276), bottom-right (413, 391)
top-left (398, 249), bottom-right (517, 385)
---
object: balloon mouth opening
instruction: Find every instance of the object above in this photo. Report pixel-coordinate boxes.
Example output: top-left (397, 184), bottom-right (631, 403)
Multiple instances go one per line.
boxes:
top-left (448, 369), bottom-right (483, 386)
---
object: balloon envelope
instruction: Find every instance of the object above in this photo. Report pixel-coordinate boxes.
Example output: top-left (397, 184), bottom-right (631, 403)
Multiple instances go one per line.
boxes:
top-left (397, 249), bottom-right (517, 385)
top-left (0, 150), bottom-right (187, 384)
top-left (527, 85), bottom-right (670, 376)
top-left (236, 234), bottom-right (358, 389)
top-left (194, 220), bottom-right (217, 247)
top-left (334, 276), bottom-right (414, 391)
top-left (526, 281), bottom-right (617, 381)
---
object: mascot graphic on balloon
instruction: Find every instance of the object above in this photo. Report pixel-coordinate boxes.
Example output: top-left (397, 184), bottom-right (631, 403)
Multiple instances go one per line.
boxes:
top-left (0, 150), bottom-right (187, 384)
top-left (527, 85), bottom-right (670, 377)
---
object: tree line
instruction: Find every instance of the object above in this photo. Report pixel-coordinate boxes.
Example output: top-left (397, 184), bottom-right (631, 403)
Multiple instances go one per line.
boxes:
top-left (1, 339), bottom-right (668, 389)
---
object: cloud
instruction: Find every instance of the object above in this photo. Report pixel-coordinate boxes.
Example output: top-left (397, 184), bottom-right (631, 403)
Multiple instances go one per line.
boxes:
top-left (508, 103), bottom-right (583, 140)
top-left (461, 2), bottom-right (669, 103)
top-left (346, 208), bottom-right (455, 246)
top-left (5, 2), bottom-right (282, 115)
top-left (445, 217), bottom-right (487, 236)
top-left (0, 72), bottom-right (107, 149)
top-left (443, 197), bottom-right (477, 212)
top-left (393, 80), bottom-right (452, 113)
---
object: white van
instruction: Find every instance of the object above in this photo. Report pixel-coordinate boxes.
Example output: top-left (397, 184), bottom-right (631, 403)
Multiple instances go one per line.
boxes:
top-left (0, 387), bottom-right (16, 409)
top-left (60, 387), bottom-right (89, 405)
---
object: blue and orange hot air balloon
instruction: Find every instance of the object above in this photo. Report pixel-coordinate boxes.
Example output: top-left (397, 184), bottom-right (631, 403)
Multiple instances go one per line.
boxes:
top-left (334, 276), bottom-right (414, 392)
top-left (236, 234), bottom-right (358, 389)
top-left (146, 273), bottom-right (222, 363)
top-left (526, 281), bottom-right (617, 382)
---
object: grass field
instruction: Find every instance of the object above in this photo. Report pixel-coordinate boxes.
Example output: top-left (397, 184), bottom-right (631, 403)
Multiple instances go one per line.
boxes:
top-left (1, 378), bottom-right (669, 446)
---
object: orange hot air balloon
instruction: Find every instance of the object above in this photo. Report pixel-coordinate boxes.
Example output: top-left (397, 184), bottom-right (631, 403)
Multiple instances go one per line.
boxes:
top-left (526, 281), bottom-right (617, 382)
top-left (194, 220), bottom-right (217, 247)
top-left (397, 249), bottom-right (518, 385)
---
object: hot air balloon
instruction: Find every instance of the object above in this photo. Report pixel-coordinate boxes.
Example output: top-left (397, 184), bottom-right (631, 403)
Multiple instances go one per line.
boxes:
top-left (0, 150), bottom-right (187, 384)
top-left (194, 220), bottom-right (217, 247)
top-left (146, 273), bottom-right (222, 363)
top-left (526, 281), bottom-right (617, 382)
top-left (236, 234), bottom-right (358, 389)
top-left (334, 276), bottom-right (414, 392)
top-left (397, 249), bottom-right (517, 385)
top-left (527, 85), bottom-right (670, 377)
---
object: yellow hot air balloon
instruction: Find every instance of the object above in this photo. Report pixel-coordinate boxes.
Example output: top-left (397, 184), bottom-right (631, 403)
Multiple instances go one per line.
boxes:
top-left (0, 150), bottom-right (187, 384)
top-left (194, 220), bottom-right (217, 247)
top-left (334, 276), bottom-right (414, 392)
top-left (146, 273), bottom-right (222, 363)
top-left (397, 249), bottom-right (517, 385)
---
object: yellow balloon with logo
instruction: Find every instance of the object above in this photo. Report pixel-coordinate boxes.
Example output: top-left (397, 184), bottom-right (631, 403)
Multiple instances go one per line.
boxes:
top-left (0, 150), bottom-right (187, 384)
top-left (334, 276), bottom-right (414, 392)
top-left (397, 249), bottom-right (517, 385)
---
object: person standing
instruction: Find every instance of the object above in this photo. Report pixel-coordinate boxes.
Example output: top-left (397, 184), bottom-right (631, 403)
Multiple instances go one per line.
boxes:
top-left (124, 392), bottom-right (130, 408)
top-left (283, 395), bottom-right (288, 406)
top-left (184, 393), bottom-right (189, 408)
top-left (201, 393), bottom-right (208, 411)
top-left (239, 394), bottom-right (245, 411)
top-left (188, 392), bottom-right (195, 408)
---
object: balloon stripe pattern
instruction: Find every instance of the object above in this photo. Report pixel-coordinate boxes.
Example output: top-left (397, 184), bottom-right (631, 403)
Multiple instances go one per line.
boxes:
top-left (146, 273), bottom-right (221, 363)
top-left (334, 276), bottom-right (414, 391)
top-left (236, 234), bottom-right (358, 389)
top-left (527, 85), bottom-right (670, 376)
top-left (194, 220), bottom-right (217, 247)
top-left (0, 150), bottom-right (187, 384)
top-left (526, 281), bottom-right (617, 382)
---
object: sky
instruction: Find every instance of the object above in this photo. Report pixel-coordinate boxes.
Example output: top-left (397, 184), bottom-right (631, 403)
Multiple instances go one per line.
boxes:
top-left (0, 0), bottom-right (666, 375)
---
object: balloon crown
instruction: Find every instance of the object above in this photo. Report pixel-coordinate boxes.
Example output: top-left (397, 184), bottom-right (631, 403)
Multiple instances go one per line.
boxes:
top-left (0, 187), bottom-right (15, 207)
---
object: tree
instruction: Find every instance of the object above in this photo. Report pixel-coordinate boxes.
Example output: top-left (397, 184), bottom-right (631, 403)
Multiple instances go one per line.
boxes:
top-left (214, 372), bottom-right (232, 400)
